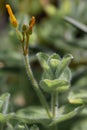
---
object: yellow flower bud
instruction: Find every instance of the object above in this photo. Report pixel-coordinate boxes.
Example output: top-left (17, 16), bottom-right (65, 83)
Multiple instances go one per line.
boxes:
top-left (6, 4), bottom-right (18, 28)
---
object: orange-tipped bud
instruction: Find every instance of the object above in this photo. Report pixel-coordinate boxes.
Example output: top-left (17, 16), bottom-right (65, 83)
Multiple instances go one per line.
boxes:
top-left (6, 4), bottom-right (18, 28)
top-left (29, 16), bottom-right (35, 30)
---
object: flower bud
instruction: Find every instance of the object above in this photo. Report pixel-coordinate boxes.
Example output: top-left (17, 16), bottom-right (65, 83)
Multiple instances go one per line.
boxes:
top-left (6, 4), bottom-right (18, 28)
top-left (22, 24), bottom-right (28, 32)
top-left (29, 16), bottom-right (35, 33)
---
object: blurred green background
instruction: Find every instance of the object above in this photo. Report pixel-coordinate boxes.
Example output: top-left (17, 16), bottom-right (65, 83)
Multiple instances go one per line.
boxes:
top-left (0, 0), bottom-right (87, 129)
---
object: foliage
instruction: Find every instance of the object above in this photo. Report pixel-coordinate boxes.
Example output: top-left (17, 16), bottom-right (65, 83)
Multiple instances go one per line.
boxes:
top-left (0, 0), bottom-right (87, 130)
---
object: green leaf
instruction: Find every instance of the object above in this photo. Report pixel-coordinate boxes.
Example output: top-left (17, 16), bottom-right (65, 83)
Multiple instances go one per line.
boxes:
top-left (41, 70), bottom-right (53, 80)
top-left (15, 124), bottom-right (29, 130)
top-left (55, 54), bottom-right (73, 78)
top-left (64, 16), bottom-right (87, 33)
top-left (40, 79), bottom-right (70, 93)
top-left (71, 119), bottom-right (87, 130)
top-left (15, 106), bottom-right (51, 125)
top-left (0, 113), bottom-right (6, 122)
top-left (59, 67), bottom-right (71, 81)
top-left (36, 52), bottom-right (49, 69)
top-left (49, 107), bottom-right (82, 126)
top-left (6, 122), bottom-right (14, 130)
top-left (48, 53), bottom-right (60, 61)
top-left (44, 4), bottom-right (57, 16)
top-left (0, 113), bottom-right (14, 123)
top-left (0, 93), bottom-right (10, 114)
top-left (68, 90), bottom-right (87, 104)
top-left (37, 52), bottom-right (54, 79)
top-left (48, 53), bottom-right (60, 73)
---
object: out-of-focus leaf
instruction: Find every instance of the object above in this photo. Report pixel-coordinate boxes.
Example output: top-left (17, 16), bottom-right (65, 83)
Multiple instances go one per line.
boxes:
top-left (68, 90), bottom-right (87, 104)
top-left (30, 125), bottom-right (39, 130)
top-left (0, 93), bottom-right (10, 114)
top-left (71, 118), bottom-right (87, 130)
top-left (0, 113), bottom-right (14, 123)
top-left (71, 68), bottom-right (87, 85)
top-left (44, 4), bottom-right (57, 16)
top-left (15, 124), bottom-right (29, 130)
top-left (58, 0), bottom-right (71, 16)
top-left (64, 16), bottom-right (87, 33)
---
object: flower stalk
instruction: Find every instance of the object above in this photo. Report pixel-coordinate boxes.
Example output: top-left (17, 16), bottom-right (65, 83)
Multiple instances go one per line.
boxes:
top-left (6, 4), bottom-right (51, 118)
top-left (24, 54), bottom-right (52, 118)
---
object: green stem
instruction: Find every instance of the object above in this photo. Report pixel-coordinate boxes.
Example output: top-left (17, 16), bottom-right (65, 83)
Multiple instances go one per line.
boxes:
top-left (51, 92), bottom-right (58, 130)
top-left (51, 92), bottom-right (58, 118)
top-left (24, 54), bottom-right (52, 118)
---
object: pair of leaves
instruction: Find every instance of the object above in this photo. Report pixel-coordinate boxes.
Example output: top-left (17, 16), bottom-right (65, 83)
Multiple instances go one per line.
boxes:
top-left (40, 79), bottom-right (69, 93)
top-left (15, 105), bottom-right (82, 127)
top-left (37, 52), bottom-right (73, 93)
top-left (0, 93), bottom-right (83, 126)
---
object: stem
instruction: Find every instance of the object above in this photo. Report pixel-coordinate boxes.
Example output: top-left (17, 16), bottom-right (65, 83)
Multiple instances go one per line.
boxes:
top-left (24, 54), bottom-right (52, 118)
top-left (51, 92), bottom-right (58, 130)
top-left (21, 32), bottom-right (25, 52)
top-left (25, 34), bottom-right (29, 52)
top-left (51, 92), bottom-right (58, 117)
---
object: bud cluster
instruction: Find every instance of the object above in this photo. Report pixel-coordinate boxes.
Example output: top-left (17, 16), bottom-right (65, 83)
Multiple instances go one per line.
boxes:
top-left (6, 4), bottom-right (35, 56)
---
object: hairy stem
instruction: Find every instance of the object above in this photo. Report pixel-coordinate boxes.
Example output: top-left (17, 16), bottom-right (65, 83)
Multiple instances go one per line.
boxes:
top-left (51, 92), bottom-right (58, 117)
top-left (24, 54), bottom-right (52, 118)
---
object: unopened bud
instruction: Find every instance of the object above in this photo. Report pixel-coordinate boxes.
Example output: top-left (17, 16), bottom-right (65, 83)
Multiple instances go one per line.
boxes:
top-left (29, 16), bottom-right (35, 33)
top-left (22, 24), bottom-right (28, 32)
top-left (6, 4), bottom-right (18, 28)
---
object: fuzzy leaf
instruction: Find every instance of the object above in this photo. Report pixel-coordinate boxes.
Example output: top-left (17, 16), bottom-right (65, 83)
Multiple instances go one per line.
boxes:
top-left (48, 53), bottom-right (60, 61)
top-left (49, 107), bottom-right (82, 126)
top-left (37, 52), bottom-right (54, 79)
top-left (37, 52), bottom-right (49, 69)
top-left (48, 53), bottom-right (60, 74)
top-left (59, 67), bottom-right (71, 81)
top-left (40, 79), bottom-right (70, 93)
top-left (15, 106), bottom-right (51, 125)
top-left (55, 54), bottom-right (73, 78)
